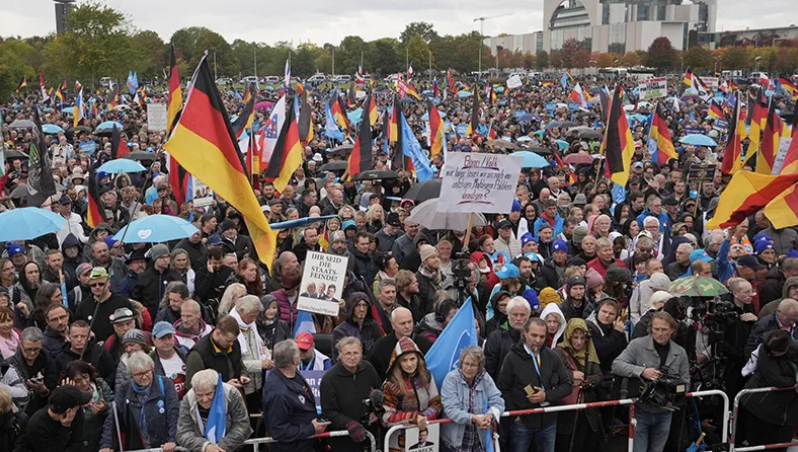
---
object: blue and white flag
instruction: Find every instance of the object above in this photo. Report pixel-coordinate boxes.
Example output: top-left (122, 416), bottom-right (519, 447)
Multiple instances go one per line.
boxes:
top-left (204, 374), bottom-right (226, 444)
top-left (126, 71), bottom-right (138, 94)
top-left (284, 59), bottom-right (291, 88)
top-left (294, 310), bottom-right (317, 338)
top-left (425, 299), bottom-right (478, 388)
top-left (400, 113), bottom-right (434, 182)
top-left (324, 100), bottom-right (344, 142)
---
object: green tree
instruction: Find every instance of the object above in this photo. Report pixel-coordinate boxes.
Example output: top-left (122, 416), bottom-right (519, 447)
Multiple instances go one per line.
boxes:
top-left (721, 46), bottom-right (748, 70)
top-left (400, 22), bottom-right (438, 44)
top-left (371, 38), bottom-right (401, 76)
top-left (645, 37), bottom-right (677, 71)
top-left (0, 40), bottom-right (38, 102)
top-left (682, 46), bottom-right (714, 71)
top-left (619, 51), bottom-right (642, 67)
top-left (536, 50), bottom-right (549, 69)
top-left (407, 35), bottom-right (432, 73)
top-left (294, 43), bottom-right (322, 77)
top-left (169, 27), bottom-right (237, 78)
top-left (131, 30), bottom-right (165, 80)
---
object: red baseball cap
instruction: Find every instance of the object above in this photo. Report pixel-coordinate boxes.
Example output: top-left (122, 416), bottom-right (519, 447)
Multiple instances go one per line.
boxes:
top-left (295, 332), bottom-right (314, 351)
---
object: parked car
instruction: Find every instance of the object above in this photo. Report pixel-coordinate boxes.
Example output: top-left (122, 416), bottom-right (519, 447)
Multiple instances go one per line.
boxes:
top-left (261, 76), bottom-right (280, 84)
top-left (215, 77), bottom-right (233, 85)
top-left (308, 73), bottom-right (326, 83)
top-left (240, 76), bottom-right (259, 85)
top-left (99, 77), bottom-right (113, 87)
top-left (332, 75), bottom-right (351, 83)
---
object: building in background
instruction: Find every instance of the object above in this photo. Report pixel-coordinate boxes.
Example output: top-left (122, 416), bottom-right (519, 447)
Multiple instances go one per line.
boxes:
top-left (54, 0), bottom-right (76, 34)
top-left (699, 25), bottom-right (798, 49)
top-left (484, 0), bottom-right (717, 56)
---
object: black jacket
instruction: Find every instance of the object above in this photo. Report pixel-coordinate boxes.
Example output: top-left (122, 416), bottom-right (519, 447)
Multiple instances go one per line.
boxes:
top-left (74, 294), bottom-right (133, 342)
top-left (541, 258), bottom-right (566, 290)
top-left (173, 238), bottom-right (207, 271)
top-left (42, 327), bottom-right (67, 359)
top-left (320, 360), bottom-right (382, 452)
top-left (54, 341), bottom-right (117, 389)
top-left (497, 343), bottom-right (573, 429)
top-left (742, 342), bottom-right (798, 426)
top-left (194, 261), bottom-right (235, 302)
top-left (745, 312), bottom-right (794, 356)
top-left (185, 333), bottom-right (242, 390)
top-left (760, 266), bottom-right (787, 308)
top-left (261, 369), bottom-right (317, 452)
top-left (7, 347), bottom-right (58, 416)
top-left (352, 249), bottom-right (378, 288)
top-left (484, 327), bottom-right (522, 380)
top-left (332, 292), bottom-right (384, 361)
top-left (14, 405), bottom-right (84, 452)
top-left (587, 318), bottom-right (629, 375)
top-left (415, 271), bottom-right (440, 318)
top-left (132, 266), bottom-right (181, 319)
top-left (220, 234), bottom-right (253, 260)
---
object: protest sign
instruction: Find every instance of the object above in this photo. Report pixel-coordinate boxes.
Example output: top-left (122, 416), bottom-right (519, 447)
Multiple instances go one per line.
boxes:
top-left (702, 77), bottom-right (720, 89)
top-left (403, 424), bottom-right (440, 452)
top-left (439, 153), bottom-right (523, 213)
top-left (545, 102), bottom-right (557, 113)
top-left (507, 74), bottom-right (523, 89)
top-left (687, 163), bottom-right (717, 183)
top-left (713, 118), bottom-right (729, 131)
top-left (638, 77), bottom-right (667, 100)
top-left (189, 176), bottom-right (214, 207)
top-left (771, 137), bottom-right (792, 175)
top-left (567, 101), bottom-right (580, 111)
top-left (297, 251), bottom-right (347, 317)
top-left (147, 103), bottom-right (168, 131)
top-left (685, 127), bottom-right (705, 135)
top-left (79, 140), bottom-right (97, 155)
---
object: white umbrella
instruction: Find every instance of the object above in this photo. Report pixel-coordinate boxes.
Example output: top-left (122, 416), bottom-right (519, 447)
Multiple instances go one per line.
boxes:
top-left (407, 198), bottom-right (488, 231)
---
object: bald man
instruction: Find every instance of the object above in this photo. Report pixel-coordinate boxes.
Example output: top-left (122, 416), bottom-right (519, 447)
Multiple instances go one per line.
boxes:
top-left (367, 307), bottom-right (434, 380)
top-left (745, 298), bottom-right (798, 356)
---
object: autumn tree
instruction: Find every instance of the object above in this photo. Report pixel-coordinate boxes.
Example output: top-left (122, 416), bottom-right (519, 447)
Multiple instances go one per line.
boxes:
top-left (682, 46), bottom-right (714, 71)
top-left (645, 37), bottom-right (677, 71)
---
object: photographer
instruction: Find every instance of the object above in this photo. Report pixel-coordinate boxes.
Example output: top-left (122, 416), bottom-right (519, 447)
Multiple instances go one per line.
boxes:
top-left (320, 337), bottom-right (382, 452)
top-left (715, 278), bottom-right (758, 397)
top-left (612, 312), bottom-right (690, 452)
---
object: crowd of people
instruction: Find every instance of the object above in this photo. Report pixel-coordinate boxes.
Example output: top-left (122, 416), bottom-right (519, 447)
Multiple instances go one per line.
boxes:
top-left (0, 70), bottom-right (797, 452)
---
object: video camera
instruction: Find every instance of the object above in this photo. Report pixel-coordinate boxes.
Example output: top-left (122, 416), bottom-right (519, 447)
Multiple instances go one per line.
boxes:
top-left (677, 296), bottom-right (739, 332)
top-left (638, 370), bottom-right (688, 411)
top-left (361, 389), bottom-right (385, 425)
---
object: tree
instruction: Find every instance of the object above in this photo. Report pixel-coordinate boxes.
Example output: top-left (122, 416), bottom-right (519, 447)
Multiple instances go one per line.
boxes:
top-left (595, 53), bottom-right (617, 68)
top-left (682, 46), bottom-right (714, 71)
top-left (400, 22), bottom-right (438, 44)
top-left (720, 46), bottom-right (748, 70)
top-left (775, 46), bottom-right (798, 73)
top-left (170, 27), bottom-right (237, 78)
top-left (131, 30), bottom-right (165, 80)
top-left (558, 39), bottom-right (584, 68)
top-left (294, 43), bottom-right (322, 77)
top-left (619, 51), bottom-right (642, 67)
top-left (406, 35), bottom-right (432, 74)
top-left (0, 40), bottom-right (38, 102)
top-left (536, 50), bottom-right (549, 69)
top-left (371, 38), bottom-right (401, 76)
top-left (645, 37), bottom-right (677, 71)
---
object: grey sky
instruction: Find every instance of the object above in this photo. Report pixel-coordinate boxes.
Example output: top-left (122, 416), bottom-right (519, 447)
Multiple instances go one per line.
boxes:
top-left (1, 0), bottom-right (792, 45)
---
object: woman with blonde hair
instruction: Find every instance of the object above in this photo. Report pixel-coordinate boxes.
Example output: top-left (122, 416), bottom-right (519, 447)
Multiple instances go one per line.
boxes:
top-left (218, 283), bottom-right (247, 318)
top-left (366, 204), bottom-right (385, 234)
top-left (382, 337), bottom-right (442, 452)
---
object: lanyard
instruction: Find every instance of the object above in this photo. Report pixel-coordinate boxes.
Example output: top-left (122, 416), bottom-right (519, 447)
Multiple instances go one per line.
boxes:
top-left (300, 355), bottom-right (313, 371)
top-left (524, 344), bottom-right (545, 391)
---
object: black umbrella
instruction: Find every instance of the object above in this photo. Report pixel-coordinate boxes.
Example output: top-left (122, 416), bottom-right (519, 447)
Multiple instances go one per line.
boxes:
top-left (7, 119), bottom-right (35, 129)
top-left (579, 130), bottom-right (603, 140)
top-left (4, 150), bottom-right (27, 161)
top-left (403, 178), bottom-right (442, 203)
top-left (329, 143), bottom-right (353, 156)
top-left (68, 126), bottom-right (91, 133)
top-left (350, 169), bottom-right (398, 181)
top-left (527, 146), bottom-right (553, 155)
top-left (560, 121), bottom-right (579, 129)
top-left (319, 161), bottom-right (347, 173)
top-left (123, 151), bottom-right (157, 162)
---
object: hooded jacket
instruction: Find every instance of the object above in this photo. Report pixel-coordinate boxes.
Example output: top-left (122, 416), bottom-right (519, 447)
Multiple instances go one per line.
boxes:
top-left (332, 292), bottom-right (384, 361)
top-left (540, 303), bottom-right (566, 348)
top-left (585, 310), bottom-right (629, 374)
top-left (415, 312), bottom-right (445, 343)
top-left (399, 231), bottom-right (431, 272)
top-left (760, 265), bottom-right (789, 308)
top-left (257, 296), bottom-right (291, 351)
top-left (759, 276), bottom-right (798, 320)
top-left (60, 233), bottom-right (88, 282)
top-left (470, 252), bottom-right (500, 292)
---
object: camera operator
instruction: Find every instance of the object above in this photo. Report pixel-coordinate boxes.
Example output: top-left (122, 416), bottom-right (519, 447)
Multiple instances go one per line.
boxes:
top-left (612, 312), bottom-right (690, 452)
top-left (320, 337), bottom-right (382, 452)
top-left (713, 278), bottom-right (758, 397)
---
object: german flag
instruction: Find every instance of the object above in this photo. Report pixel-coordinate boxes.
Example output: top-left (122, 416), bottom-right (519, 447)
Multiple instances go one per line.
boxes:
top-left (297, 89), bottom-right (314, 145)
top-left (55, 87), bottom-right (64, 105)
top-left (756, 101), bottom-right (784, 175)
top-left (347, 92), bottom-right (374, 177)
top-left (107, 88), bottom-right (118, 111)
top-left (779, 76), bottom-right (798, 101)
top-left (243, 86), bottom-right (252, 103)
top-left (263, 94), bottom-right (304, 192)
top-left (15, 77), bottom-right (26, 93)
top-left (232, 87), bottom-right (255, 139)
top-left (779, 101), bottom-right (798, 174)
top-left (110, 125), bottom-right (130, 159)
top-left (428, 101), bottom-right (444, 158)
top-left (405, 84), bottom-right (421, 101)
top-left (765, 102), bottom-right (798, 227)
top-left (649, 102), bottom-right (677, 165)
top-left (721, 93), bottom-right (745, 175)
top-left (708, 100), bottom-right (726, 120)
top-left (541, 81), bottom-right (554, 88)
top-left (390, 97), bottom-right (405, 169)
top-left (366, 91), bottom-right (378, 126)
top-left (745, 94), bottom-right (768, 167)
top-left (682, 69), bottom-right (694, 87)
top-left (389, 96), bottom-right (400, 142)
top-left (466, 90), bottom-right (480, 136)
top-left (330, 94), bottom-right (349, 131)
top-left (86, 165), bottom-right (106, 229)
top-left (167, 45), bottom-right (183, 136)
top-left (553, 152), bottom-right (577, 186)
top-left (601, 86), bottom-right (635, 187)
top-left (707, 171), bottom-right (798, 229)
top-left (163, 54), bottom-right (276, 267)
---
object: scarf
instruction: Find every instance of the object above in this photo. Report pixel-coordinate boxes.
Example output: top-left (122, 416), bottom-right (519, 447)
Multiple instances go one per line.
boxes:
top-left (419, 264), bottom-right (442, 287)
top-left (230, 308), bottom-right (265, 360)
top-left (0, 330), bottom-right (19, 360)
top-left (558, 318), bottom-right (600, 367)
top-left (131, 380), bottom-right (152, 441)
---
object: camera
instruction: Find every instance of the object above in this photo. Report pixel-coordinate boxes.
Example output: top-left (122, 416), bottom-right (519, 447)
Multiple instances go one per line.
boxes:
top-left (678, 296), bottom-right (739, 332)
top-left (639, 372), bottom-right (688, 410)
top-left (361, 389), bottom-right (385, 425)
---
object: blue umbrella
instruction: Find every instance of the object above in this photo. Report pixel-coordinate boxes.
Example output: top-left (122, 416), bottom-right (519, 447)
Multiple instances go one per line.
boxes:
top-left (0, 208), bottom-right (67, 241)
top-left (680, 134), bottom-right (718, 147)
top-left (421, 110), bottom-right (447, 121)
top-left (399, 97), bottom-right (415, 103)
top-left (271, 215), bottom-right (338, 230)
top-left (42, 124), bottom-right (64, 134)
top-left (112, 215), bottom-right (199, 243)
top-left (555, 139), bottom-right (569, 150)
top-left (495, 86), bottom-right (505, 93)
top-left (512, 151), bottom-right (549, 168)
top-left (545, 121), bottom-right (562, 130)
top-left (518, 113), bottom-right (537, 122)
top-left (97, 159), bottom-right (147, 174)
top-left (458, 91), bottom-right (473, 98)
top-left (628, 114), bottom-right (649, 123)
top-left (97, 121), bottom-right (123, 130)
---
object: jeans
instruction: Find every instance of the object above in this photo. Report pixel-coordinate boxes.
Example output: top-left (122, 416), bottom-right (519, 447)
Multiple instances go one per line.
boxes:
top-left (633, 410), bottom-right (672, 452)
top-left (510, 419), bottom-right (556, 452)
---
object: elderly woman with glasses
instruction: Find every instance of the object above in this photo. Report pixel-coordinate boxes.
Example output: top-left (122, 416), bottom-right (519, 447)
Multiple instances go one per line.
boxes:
top-left (177, 369), bottom-right (252, 452)
top-left (99, 351), bottom-right (179, 452)
top-left (440, 346), bottom-right (504, 452)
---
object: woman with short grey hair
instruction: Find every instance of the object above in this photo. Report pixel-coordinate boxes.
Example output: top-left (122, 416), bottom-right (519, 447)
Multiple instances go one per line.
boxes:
top-left (100, 351), bottom-right (180, 452)
top-left (177, 369), bottom-right (253, 452)
top-left (440, 346), bottom-right (504, 452)
top-left (231, 295), bottom-right (271, 413)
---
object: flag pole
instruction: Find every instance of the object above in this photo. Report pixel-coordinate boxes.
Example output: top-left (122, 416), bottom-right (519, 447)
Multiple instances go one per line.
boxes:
top-left (463, 213), bottom-right (475, 247)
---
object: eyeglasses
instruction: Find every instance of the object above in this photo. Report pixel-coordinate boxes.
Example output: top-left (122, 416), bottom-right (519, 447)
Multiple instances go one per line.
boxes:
top-left (22, 347), bottom-right (41, 354)
top-left (462, 362), bottom-right (480, 368)
top-left (89, 282), bottom-right (105, 288)
top-left (132, 369), bottom-right (152, 379)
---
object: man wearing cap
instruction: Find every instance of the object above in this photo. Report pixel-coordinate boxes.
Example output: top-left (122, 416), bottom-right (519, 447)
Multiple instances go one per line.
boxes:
top-left (535, 199), bottom-right (564, 240)
top-left (7, 243), bottom-right (28, 274)
top-left (117, 249), bottom-right (148, 299)
top-left (67, 263), bottom-right (93, 309)
top-left (150, 321), bottom-right (189, 399)
top-left (296, 332), bottom-right (332, 371)
top-left (559, 276), bottom-right (588, 321)
top-left (15, 385), bottom-right (91, 452)
top-left (327, 230), bottom-right (355, 273)
top-left (133, 244), bottom-right (180, 320)
top-left (75, 267), bottom-right (135, 342)
top-left (219, 218), bottom-right (253, 260)
top-left (55, 194), bottom-right (89, 247)
top-left (541, 240), bottom-right (570, 289)
top-left (508, 200), bottom-right (523, 237)
top-left (376, 212), bottom-right (402, 255)
top-left (495, 219), bottom-right (522, 259)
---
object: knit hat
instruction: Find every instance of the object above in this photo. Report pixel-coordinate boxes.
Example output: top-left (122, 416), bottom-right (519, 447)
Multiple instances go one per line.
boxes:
top-left (122, 329), bottom-right (147, 346)
top-left (331, 231), bottom-right (346, 243)
top-left (585, 268), bottom-right (603, 289)
top-left (606, 266), bottom-right (632, 284)
top-left (552, 239), bottom-right (568, 253)
top-left (570, 257), bottom-right (586, 268)
top-left (649, 273), bottom-right (671, 291)
top-left (207, 234), bottom-right (223, 245)
top-left (522, 288), bottom-right (540, 312)
top-left (511, 200), bottom-right (522, 212)
top-left (567, 275), bottom-right (586, 289)
top-left (755, 239), bottom-right (775, 255)
top-left (787, 250), bottom-right (798, 259)
top-left (6, 244), bottom-right (24, 258)
top-left (150, 244), bottom-right (170, 260)
top-left (220, 218), bottom-right (237, 232)
top-left (538, 222), bottom-right (553, 232)
top-left (520, 232), bottom-right (537, 247)
top-left (572, 226), bottom-right (588, 245)
top-left (650, 291), bottom-right (673, 307)
top-left (76, 263), bottom-right (93, 277)
top-left (342, 219), bottom-right (358, 231)
top-left (538, 287), bottom-right (562, 307)
top-left (419, 244), bottom-right (438, 263)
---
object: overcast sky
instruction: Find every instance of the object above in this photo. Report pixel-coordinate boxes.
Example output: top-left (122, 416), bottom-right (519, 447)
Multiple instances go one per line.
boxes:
top-left (2, 0), bottom-right (794, 46)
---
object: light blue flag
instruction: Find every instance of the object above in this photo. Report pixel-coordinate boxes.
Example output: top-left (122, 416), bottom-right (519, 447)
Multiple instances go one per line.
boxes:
top-left (294, 310), bottom-right (317, 338)
top-left (400, 113), bottom-right (434, 182)
top-left (611, 183), bottom-right (626, 206)
top-left (204, 374), bottom-right (226, 443)
top-left (484, 399), bottom-right (495, 452)
top-left (126, 71), bottom-right (136, 94)
top-left (560, 72), bottom-right (568, 90)
top-left (324, 100), bottom-right (345, 142)
top-left (424, 299), bottom-right (478, 388)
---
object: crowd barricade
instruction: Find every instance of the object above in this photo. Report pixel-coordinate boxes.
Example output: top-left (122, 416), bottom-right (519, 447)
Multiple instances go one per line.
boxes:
top-left (244, 429), bottom-right (376, 452)
top-left (730, 386), bottom-right (798, 452)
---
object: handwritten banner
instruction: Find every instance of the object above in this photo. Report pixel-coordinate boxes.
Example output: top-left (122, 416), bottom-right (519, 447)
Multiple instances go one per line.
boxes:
top-left (439, 153), bottom-right (523, 213)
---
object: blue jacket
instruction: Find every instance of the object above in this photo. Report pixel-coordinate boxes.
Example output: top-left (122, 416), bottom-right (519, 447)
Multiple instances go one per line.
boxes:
top-left (101, 374), bottom-right (180, 449)
top-left (636, 209), bottom-right (670, 235)
top-left (440, 369), bottom-right (505, 449)
top-left (533, 215), bottom-right (564, 238)
top-left (262, 369), bottom-right (318, 452)
top-left (716, 239), bottom-right (735, 283)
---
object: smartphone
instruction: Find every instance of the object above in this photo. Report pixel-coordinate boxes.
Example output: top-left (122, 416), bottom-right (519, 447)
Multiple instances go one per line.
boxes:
top-left (317, 417), bottom-right (330, 423)
top-left (30, 376), bottom-right (44, 384)
top-left (523, 384), bottom-right (537, 396)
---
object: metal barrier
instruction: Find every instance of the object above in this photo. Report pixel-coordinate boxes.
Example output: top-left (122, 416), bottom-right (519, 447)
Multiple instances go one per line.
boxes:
top-left (730, 386), bottom-right (798, 452)
top-left (244, 429), bottom-right (376, 452)
top-left (687, 389), bottom-right (731, 444)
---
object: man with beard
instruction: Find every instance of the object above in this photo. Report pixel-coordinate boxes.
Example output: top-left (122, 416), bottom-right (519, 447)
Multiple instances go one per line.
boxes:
top-left (89, 240), bottom-right (127, 292)
top-left (41, 250), bottom-right (75, 292)
top-left (133, 244), bottom-right (180, 320)
top-left (327, 231), bottom-right (354, 273)
top-left (74, 268), bottom-right (135, 342)
top-left (395, 270), bottom-right (422, 323)
top-left (116, 249), bottom-right (147, 299)
top-left (484, 296), bottom-right (531, 379)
